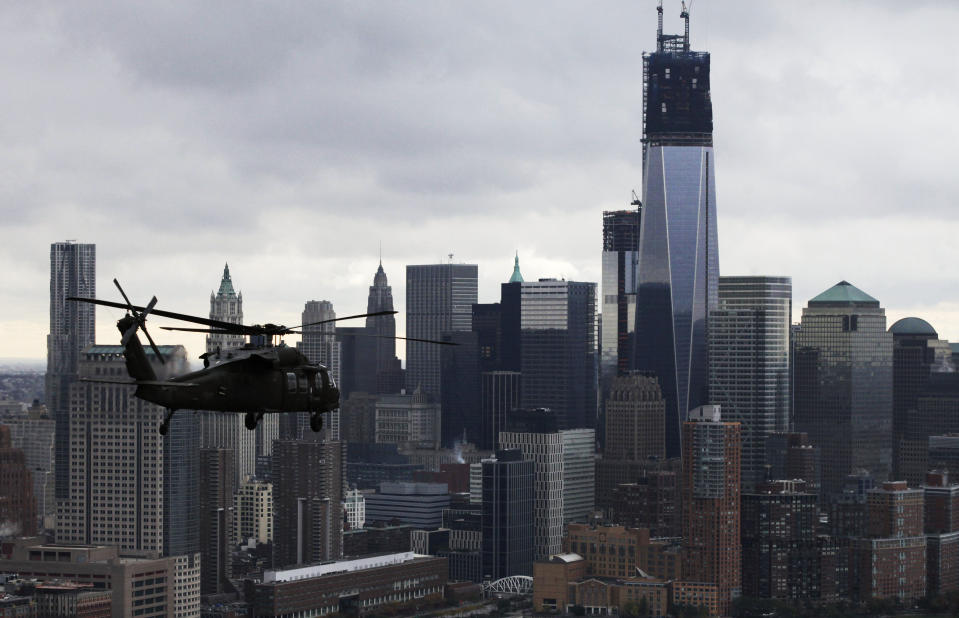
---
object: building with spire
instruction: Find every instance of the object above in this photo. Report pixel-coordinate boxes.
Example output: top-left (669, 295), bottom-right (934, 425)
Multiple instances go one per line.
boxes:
top-left (367, 260), bottom-right (404, 394)
top-left (509, 252), bottom-right (524, 283)
top-left (200, 265), bottom-right (260, 486)
top-left (207, 263), bottom-right (245, 354)
top-left (633, 3), bottom-right (719, 459)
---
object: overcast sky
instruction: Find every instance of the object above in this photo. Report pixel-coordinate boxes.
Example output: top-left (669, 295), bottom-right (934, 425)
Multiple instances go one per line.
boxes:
top-left (2, 1), bottom-right (958, 363)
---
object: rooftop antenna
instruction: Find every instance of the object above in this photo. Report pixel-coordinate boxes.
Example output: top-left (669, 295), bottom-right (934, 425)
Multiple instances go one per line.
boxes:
top-left (448, 253), bottom-right (454, 264)
top-left (656, 0), bottom-right (664, 52)
top-left (681, 1), bottom-right (690, 51)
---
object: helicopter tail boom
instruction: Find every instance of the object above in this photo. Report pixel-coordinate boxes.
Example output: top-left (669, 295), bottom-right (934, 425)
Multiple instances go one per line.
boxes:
top-left (118, 314), bottom-right (159, 382)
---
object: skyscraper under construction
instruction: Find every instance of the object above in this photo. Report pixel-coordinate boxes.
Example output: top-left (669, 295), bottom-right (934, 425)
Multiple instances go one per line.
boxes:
top-left (634, 3), bottom-right (719, 458)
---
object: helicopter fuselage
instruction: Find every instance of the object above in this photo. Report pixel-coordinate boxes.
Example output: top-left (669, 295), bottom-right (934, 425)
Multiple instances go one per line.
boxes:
top-left (124, 328), bottom-right (339, 414)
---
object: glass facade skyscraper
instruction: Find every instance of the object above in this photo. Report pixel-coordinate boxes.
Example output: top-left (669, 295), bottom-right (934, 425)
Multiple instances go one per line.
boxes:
top-left (47, 240), bottom-right (95, 502)
top-left (516, 279), bottom-right (597, 430)
top-left (794, 281), bottom-right (893, 496)
top-left (601, 208), bottom-right (640, 385)
top-left (634, 10), bottom-right (719, 458)
top-left (709, 276), bottom-right (791, 491)
top-left (405, 263), bottom-right (478, 400)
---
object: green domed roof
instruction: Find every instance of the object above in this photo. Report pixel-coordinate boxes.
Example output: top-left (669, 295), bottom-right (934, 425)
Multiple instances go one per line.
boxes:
top-left (889, 317), bottom-right (937, 337)
top-left (809, 280), bottom-right (878, 307)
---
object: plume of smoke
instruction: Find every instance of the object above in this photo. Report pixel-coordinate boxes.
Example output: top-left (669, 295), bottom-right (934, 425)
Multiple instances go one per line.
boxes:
top-left (0, 520), bottom-right (22, 538)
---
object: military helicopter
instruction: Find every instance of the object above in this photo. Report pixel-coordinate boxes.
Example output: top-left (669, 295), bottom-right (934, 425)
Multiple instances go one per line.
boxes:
top-left (70, 279), bottom-right (452, 436)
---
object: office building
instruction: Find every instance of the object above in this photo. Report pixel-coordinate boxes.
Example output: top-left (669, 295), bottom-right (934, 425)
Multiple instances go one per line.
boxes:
top-left (480, 371), bottom-right (520, 451)
top-left (199, 448), bottom-right (235, 596)
top-left (442, 505), bottom-right (483, 582)
top-left (924, 472), bottom-right (959, 596)
top-left (854, 481), bottom-right (925, 601)
top-left (405, 263), bottom-right (478, 399)
top-left (709, 276), bottom-right (791, 490)
top-left (56, 345), bottom-right (187, 552)
top-left (336, 326), bottom-right (378, 400)
top-left (892, 317), bottom-right (959, 484)
top-left (633, 7), bottom-right (719, 459)
top-left (0, 425), bottom-right (36, 537)
top-left (499, 412), bottom-right (565, 560)
top-left (741, 480), bottom-right (820, 600)
top-left (600, 208), bottom-right (640, 388)
top-left (6, 407), bottom-right (55, 530)
top-left (511, 279), bottom-right (597, 430)
top-left (365, 482), bottom-right (450, 529)
top-left (473, 302), bottom-right (503, 374)
top-left (272, 438), bottom-right (344, 568)
top-left (606, 467), bottom-right (681, 537)
top-left (764, 432), bottom-right (820, 494)
top-left (564, 523), bottom-right (649, 578)
top-left (562, 428), bottom-right (596, 523)
top-left (682, 405), bottom-right (741, 614)
top-left (251, 552), bottom-right (447, 617)
top-left (794, 281), bottom-right (893, 495)
top-left (367, 260), bottom-right (404, 394)
top-left (481, 450), bottom-right (534, 579)
top-left (596, 373), bottom-right (665, 506)
top-left (163, 408), bottom-right (200, 559)
top-left (47, 240), bottom-right (95, 502)
top-left (374, 389), bottom-right (440, 449)
top-left (1, 538), bottom-right (199, 618)
top-left (440, 331), bottom-right (481, 447)
top-left (235, 477), bottom-right (273, 545)
top-left (340, 391), bottom-right (378, 444)
top-left (298, 300), bottom-right (341, 441)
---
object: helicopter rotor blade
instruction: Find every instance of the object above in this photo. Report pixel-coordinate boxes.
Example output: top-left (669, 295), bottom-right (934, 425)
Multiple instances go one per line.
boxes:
top-left (292, 310), bottom-right (398, 330)
top-left (69, 297), bottom-right (249, 332)
top-left (139, 296), bottom-right (166, 364)
top-left (286, 330), bottom-right (460, 346)
top-left (114, 278), bottom-right (135, 311)
top-left (160, 326), bottom-right (235, 334)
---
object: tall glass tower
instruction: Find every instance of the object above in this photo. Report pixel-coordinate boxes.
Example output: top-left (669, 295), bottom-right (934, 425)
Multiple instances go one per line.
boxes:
top-left (709, 277), bottom-right (791, 491)
top-left (634, 4), bottom-right (719, 458)
top-left (47, 240), bottom-right (95, 501)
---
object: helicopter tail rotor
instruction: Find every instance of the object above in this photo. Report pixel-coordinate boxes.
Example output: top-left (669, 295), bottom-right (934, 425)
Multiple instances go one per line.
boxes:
top-left (114, 279), bottom-right (166, 364)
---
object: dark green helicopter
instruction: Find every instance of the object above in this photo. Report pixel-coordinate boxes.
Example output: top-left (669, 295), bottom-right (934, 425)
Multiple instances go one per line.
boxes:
top-left (70, 280), bottom-right (451, 436)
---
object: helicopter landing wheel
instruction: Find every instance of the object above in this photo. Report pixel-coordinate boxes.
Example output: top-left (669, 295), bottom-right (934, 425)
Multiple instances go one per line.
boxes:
top-left (244, 412), bottom-right (258, 431)
top-left (309, 413), bottom-right (323, 433)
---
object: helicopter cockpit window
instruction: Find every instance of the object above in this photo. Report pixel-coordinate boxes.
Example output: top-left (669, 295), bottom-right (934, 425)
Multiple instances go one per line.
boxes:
top-left (286, 372), bottom-right (297, 393)
top-left (297, 375), bottom-right (308, 392)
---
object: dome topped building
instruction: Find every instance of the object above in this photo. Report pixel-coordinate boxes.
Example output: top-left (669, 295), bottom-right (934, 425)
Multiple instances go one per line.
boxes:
top-left (889, 317), bottom-right (938, 338)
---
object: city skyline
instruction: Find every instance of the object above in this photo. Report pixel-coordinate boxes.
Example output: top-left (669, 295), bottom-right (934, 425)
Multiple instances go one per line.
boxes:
top-left (3, 2), bottom-right (959, 362)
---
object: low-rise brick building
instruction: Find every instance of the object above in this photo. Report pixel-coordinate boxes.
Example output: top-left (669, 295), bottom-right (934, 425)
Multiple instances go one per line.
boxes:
top-left (250, 552), bottom-right (447, 617)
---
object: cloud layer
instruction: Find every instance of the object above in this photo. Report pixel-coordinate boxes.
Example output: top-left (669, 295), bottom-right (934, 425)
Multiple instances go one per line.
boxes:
top-left (2, 1), bottom-right (958, 361)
